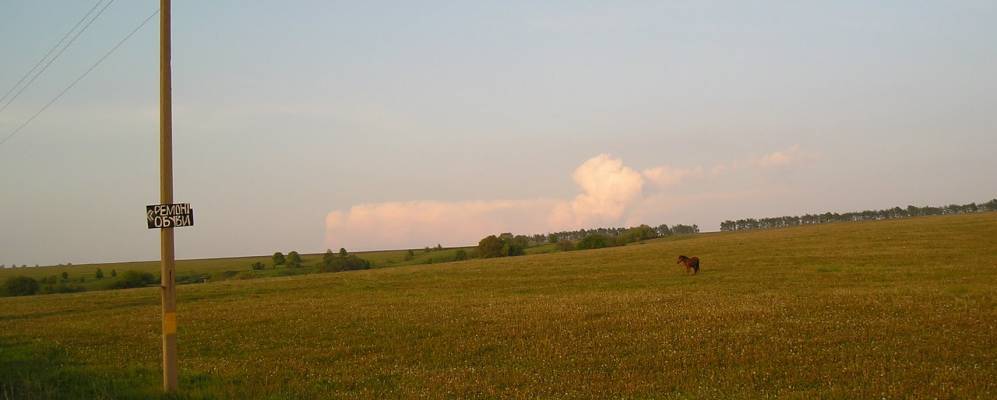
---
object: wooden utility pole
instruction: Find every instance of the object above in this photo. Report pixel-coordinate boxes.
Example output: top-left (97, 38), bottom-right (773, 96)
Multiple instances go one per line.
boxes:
top-left (159, 0), bottom-right (178, 392)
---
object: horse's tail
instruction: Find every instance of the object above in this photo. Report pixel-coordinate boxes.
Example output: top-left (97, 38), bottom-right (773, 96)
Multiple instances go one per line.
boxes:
top-left (692, 258), bottom-right (700, 274)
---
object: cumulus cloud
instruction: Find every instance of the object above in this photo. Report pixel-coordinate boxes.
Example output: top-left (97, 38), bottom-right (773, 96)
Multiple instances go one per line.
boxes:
top-left (550, 154), bottom-right (645, 229)
top-left (324, 146), bottom-right (817, 250)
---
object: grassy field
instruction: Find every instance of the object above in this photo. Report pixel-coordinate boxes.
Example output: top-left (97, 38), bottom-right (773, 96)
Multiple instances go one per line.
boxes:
top-left (0, 246), bottom-right (479, 293)
top-left (1, 213), bottom-right (996, 399)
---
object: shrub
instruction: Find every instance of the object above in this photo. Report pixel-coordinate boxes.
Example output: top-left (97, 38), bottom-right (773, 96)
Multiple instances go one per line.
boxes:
top-left (110, 270), bottom-right (157, 289)
top-left (95, 268), bottom-right (104, 279)
top-left (454, 249), bottom-right (468, 261)
top-left (3, 276), bottom-right (40, 296)
top-left (111, 269), bottom-right (117, 277)
top-left (42, 283), bottom-right (85, 294)
top-left (250, 262), bottom-right (266, 270)
top-left (318, 255), bottom-right (371, 273)
top-left (403, 250), bottom-right (415, 261)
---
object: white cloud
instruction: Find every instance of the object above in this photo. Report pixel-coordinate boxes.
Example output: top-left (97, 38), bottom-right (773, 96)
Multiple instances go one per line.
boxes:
top-left (755, 144), bottom-right (813, 168)
top-left (642, 165), bottom-right (705, 187)
top-left (324, 147), bottom-right (818, 249)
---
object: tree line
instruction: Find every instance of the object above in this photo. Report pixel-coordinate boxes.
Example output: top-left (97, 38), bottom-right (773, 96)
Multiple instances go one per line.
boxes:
top-left (720, 199), bottom-right (997, 232)
top-left (476, 223), bottom-right (700, 259)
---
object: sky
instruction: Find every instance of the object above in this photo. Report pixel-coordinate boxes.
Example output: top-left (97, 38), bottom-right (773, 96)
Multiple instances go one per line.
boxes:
top-left (1, 0), bottom-right (995, 266)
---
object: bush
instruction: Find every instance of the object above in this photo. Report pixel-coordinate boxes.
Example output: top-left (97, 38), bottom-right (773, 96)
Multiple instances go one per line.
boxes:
top-left (250, 262), bottom-right (266, 270)
top-left (454, 249), bottom-right (468, 261)
top-left (318, 254), bottom-right (371, 273)
top-left (3, 276), bottom-right (39, 296)
top-left (41, 283), bottom-right (85, 294)
top-left (404, 250), bottom-right (415, 261)
top-left (95, 268), bottom-right (104, 279)
top-left (109, 270), bottom-right (157, 289)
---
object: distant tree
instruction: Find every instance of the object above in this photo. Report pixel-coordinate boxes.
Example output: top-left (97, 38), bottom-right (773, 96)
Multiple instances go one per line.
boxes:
top-left (547, 234), bottom-right (559, 244)
top-left (250, 262), bottom-right (266, 270)
top-left (435, 244), bottom-right (443, 251)
top-left (339, 248), bottom-right (348, 258)
top-left (286, 251), bottom-right (302, 268)
top-left (61, 271), bottom-right (69, 281)
top-left (624, 224), bottom-right (657, 243)
top-left (111, 271), bottom-right (157, 289)
top-left (503, 235), bottom-right (529, 257)
top-left (272, 252), bottom-right (286, 266)
top-left (423, 246), bottom-right (431, 253)
top-left (454, 249), bottom-right (468, 261)
top-left (478, 235), bottom-right (504, 258)
top-left (96, 268), bottom-right (104, 280)
top-left (404, 249), bottom-right (415, 261)
top-left (319, 254), bottom-right (371, 273)
top-left (323, 249), bottom-right (336, 264)
top-left (557, 240), bottom-right (575, 252)
top-left (111, 269), bottom-right (117, 277)
top-left (577, 234), bottom-right (610, 250)
top-left (656, 224), bottom-right (672, 236)
top-left (3, 276), bottom-right (39, 296)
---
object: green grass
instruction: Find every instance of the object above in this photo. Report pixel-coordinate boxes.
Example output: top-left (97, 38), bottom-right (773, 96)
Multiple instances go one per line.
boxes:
top-left (2, 213), bottom-right (996, 398)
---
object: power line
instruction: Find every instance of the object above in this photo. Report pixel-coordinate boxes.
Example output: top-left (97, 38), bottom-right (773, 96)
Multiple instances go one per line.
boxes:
top-left (0, 0), bottom-right (105, 107)
top-left (0, 0), bottom-right (115, 116)
top-left (0, 9), bottom-right (160, 148)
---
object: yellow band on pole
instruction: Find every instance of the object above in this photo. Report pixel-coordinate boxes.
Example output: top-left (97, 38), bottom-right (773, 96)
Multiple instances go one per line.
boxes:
top-left (164, 312), bottom-right (177, 334)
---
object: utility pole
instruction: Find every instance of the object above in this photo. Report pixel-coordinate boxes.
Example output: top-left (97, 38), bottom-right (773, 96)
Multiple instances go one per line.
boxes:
top-left (159, 0), bottom-right (178, 393)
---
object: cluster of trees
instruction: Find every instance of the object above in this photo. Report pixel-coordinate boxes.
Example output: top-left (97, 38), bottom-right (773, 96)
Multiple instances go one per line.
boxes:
top-left (476, 223), bottom-right (701, 258)
top-left (265, 249), bottom-right (372, 273)
top-left (318, 248), bottom-right (371, 272)
top-left (271, 251), bottom-right (303, 268)
top-left (477, 234), bottom-right (530, 258)
top-left (720, 199), bottom-right (997, 232)
top-left (545, 223), bottom-right (699, 243)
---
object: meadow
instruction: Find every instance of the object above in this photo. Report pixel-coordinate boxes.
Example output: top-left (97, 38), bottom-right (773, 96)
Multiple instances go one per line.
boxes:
top-left (0, 245), bottom-right (489, 294)
top-left (1, 213), bottom-right (995, 399)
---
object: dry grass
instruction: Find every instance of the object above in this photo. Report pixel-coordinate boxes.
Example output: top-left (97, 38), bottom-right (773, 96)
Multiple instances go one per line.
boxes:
top-left (2, 213), bottom-right (996, 399)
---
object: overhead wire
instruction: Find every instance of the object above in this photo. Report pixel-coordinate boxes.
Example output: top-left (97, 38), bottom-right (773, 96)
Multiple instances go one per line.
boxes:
top-left (0, 9), bottom-right (160, 147)
top-left (0, 0), bottom-right (115, 116)
top-left (0, 0), bottom-right (105, 107)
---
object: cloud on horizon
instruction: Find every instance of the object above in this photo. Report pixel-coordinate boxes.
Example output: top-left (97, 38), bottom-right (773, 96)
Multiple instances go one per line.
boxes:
top-left (325, 145), bottom-right (815, 250)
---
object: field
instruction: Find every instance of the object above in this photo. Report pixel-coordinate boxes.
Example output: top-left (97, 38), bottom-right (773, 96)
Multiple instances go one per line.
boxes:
top-left (2, 213), bottom-right (996, 399)
top-left (0, 246), bottom-right (487, 293)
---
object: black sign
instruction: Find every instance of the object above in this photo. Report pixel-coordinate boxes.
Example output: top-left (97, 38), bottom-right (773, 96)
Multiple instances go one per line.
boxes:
top-left (147, 203), bottom-right (194, 229)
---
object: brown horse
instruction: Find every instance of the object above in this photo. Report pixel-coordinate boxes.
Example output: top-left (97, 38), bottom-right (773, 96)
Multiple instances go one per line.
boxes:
top-left (677, 255), bottom-right (700, 275)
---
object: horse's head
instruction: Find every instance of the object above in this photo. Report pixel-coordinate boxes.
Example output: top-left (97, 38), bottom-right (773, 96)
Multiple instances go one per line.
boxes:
top-left (677, 255), bottom-right (688, 264)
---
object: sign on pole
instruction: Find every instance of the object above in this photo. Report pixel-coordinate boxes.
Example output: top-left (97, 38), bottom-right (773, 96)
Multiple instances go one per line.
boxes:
top-left (147, 203), bottom-right (194, 229)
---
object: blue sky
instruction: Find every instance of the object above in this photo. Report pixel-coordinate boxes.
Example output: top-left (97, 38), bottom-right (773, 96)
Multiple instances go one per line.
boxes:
top-left (1, 1), bottom-right (995, 265)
